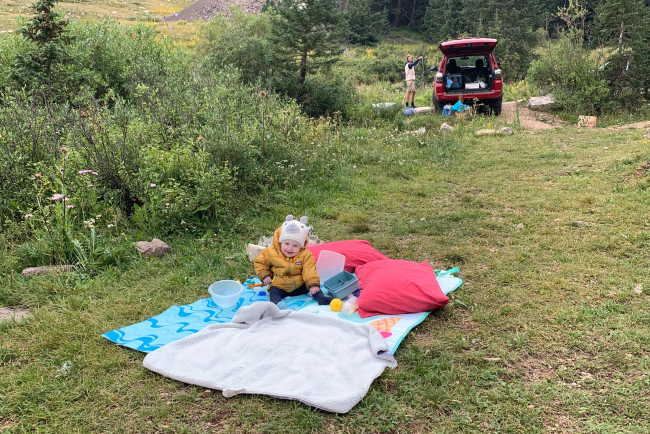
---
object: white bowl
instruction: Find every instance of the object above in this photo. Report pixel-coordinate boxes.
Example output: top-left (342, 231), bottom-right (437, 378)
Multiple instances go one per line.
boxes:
top-left (208, 280), bottom-right (243, 308)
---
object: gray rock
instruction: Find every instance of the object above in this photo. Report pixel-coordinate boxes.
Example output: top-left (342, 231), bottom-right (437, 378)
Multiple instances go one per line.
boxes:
top-left (527, 94), bottom-right (555, 111)
top-left (500, 127), bottom-right (514, 135)
top-left (440, 123), bottom-right (454, 134)
top-left (0, 307), bottom-right (29, 321)
top-left (21, 265), bottom-right (74, 278)
top-left (135, 238), bottom-right (172, 258)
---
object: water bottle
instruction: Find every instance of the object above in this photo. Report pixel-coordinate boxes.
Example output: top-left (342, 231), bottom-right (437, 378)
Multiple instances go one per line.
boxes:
top-left (342, 296), bottom-right (358, 315)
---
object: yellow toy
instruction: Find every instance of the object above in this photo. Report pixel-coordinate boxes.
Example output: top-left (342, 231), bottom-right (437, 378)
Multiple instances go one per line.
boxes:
top-left (330, 299), bottom-right (343, 312)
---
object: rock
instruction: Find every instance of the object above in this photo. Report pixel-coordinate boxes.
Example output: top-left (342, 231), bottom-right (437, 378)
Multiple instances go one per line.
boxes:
top-left (416, 127), bottom-right (426, 135)
top-left (247, 244), bottom-right (265, 262)
top-left (440, 123), bottom-right (454, 134)
top-left (477, 129), bottom-right (498, 136)
top-left (419, 218), bottom-right (426, 222)
top-left (644, 132), bottom-right (650, 139)
top-left (0, 307), bottom-right (29, 321)
top-left (135, 238), bottom-right (172, 258)
top-left (516, 223), bottom-right (525, 229)
top-left (634, 284), bottom-right (643, 295)
top-left (527, 94), bottom-right (555, 111)
top-left (21, 265), bottom-right (74, 278)
top-left (500, 127), bottom-right (514, 135)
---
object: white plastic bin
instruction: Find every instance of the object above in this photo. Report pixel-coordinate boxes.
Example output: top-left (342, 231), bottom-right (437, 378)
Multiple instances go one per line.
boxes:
top-left (316, 250), bottom-right (346, 283)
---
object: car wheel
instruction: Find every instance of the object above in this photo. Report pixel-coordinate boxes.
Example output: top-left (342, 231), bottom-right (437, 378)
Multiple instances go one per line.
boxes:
top-left (433, 96), bottom-right (445, 113)
top-left (491, 96), bottom-right (503, 116)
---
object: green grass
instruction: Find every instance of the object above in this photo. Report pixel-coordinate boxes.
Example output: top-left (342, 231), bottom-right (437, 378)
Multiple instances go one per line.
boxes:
top-left (2, 111), bottom-right (650, 433)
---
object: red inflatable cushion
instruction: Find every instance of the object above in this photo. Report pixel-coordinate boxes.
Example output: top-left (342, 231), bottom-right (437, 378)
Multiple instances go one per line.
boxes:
top-left (306, 240), bottom-right (388, 273)
top-left (356, 260), bottom-right (448, 318)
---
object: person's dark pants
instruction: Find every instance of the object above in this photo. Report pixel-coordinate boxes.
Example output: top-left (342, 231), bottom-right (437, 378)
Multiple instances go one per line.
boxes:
top-left (269, 284), bottom-right (334, 306)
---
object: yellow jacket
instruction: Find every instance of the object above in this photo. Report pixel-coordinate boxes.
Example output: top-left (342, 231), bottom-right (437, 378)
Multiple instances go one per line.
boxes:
top-left (254, 227), bottom-right (320, 293)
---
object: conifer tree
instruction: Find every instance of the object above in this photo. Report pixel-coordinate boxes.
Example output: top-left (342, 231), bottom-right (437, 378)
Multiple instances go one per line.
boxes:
top-left (345, 0), bottom-right (389, 45)
top-left (269, 0), bottom-right (345, 83)
top-left (11, 0), bottom-right (71, 97)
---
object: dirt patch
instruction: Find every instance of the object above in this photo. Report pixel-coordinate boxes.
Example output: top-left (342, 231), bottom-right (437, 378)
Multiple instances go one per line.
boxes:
top-left (610, 120), bottom-right (650, 130)
top-left (501, 101), bottom-right (565, 130)
top-left (0, 307), bottom-right (29, 321)
top-left (164, 0), bottom-right (266, 21)
top-left (518, 357), bottom-right (556, 384)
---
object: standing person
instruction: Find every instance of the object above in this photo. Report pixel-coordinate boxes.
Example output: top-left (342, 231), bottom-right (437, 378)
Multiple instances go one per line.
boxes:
top-left (404, 55), bottom-right (422, 108)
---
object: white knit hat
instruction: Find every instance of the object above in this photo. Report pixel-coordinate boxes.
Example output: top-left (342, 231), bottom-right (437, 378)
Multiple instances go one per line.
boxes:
top-left (279, 215), bottom-right (309, 246)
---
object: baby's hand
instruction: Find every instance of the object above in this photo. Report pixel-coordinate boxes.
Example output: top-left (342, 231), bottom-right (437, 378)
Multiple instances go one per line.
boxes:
top-left (263, 276), bottom-right (272, 285)
top-left (309, 286), bottom-right (321, 295)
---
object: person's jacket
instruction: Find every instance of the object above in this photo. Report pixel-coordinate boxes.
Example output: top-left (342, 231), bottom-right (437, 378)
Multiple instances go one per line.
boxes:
top-left (254, 227), bottom-right (320, 292)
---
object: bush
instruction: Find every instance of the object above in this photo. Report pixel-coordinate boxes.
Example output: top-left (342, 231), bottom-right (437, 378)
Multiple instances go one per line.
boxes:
top-left (527, 32), bottom-right (610, 114)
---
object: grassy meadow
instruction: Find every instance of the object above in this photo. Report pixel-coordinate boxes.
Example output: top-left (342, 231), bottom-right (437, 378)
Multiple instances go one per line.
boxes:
top-left (2, 3), bottom-right (650, 432)
top-left (2, 105), bottom-right (650, 432)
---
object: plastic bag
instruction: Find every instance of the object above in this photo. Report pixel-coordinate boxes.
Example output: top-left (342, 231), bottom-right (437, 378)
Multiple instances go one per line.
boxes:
top-left (445, 77), bottom-right (453, 89)
top-left (451, 100), bottom-right (469, 112)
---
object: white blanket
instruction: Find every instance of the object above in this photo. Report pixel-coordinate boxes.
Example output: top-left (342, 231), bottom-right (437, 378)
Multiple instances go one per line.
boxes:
top-left (143, 302), bottom-right (397, 413)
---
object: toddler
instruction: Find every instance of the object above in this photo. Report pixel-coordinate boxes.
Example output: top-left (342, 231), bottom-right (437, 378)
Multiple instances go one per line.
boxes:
top-left (254, 215), bottom-right (334, 306)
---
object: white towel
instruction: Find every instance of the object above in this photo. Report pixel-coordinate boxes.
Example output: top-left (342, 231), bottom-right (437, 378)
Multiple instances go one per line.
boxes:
top-left (143, 302), bottom-right (396, 413)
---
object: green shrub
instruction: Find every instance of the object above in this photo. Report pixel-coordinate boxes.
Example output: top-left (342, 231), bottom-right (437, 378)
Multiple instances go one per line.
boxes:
top-left (527, 32), bottom-right (610, 114)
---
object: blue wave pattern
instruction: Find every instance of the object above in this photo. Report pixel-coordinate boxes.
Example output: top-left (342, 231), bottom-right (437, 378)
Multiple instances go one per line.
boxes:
top-left (102, 279), bottom-right (316, 352)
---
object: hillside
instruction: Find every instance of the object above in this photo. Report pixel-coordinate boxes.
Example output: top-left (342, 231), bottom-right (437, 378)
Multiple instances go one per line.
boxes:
top-left (0, 0), bottom-right (193, 31)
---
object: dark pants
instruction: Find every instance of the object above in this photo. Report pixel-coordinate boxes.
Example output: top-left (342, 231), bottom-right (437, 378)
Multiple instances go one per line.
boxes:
top-left (269, 284), bottom-right (334, 306)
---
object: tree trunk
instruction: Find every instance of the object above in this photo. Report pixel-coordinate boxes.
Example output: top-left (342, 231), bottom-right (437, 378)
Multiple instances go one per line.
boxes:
top-left (299, 50), bottom-right (307, 84)
top-left (409, 0), bottom-right (418, 26)
top-left (618, 20), bottom-right (625, 54)
top-left (394, 0), bottom-right (402, 27)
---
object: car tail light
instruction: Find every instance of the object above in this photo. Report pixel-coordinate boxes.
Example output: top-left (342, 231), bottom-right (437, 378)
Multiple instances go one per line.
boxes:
top-left (494, 68), bottom-right (502, 79)
top-left (435, 72), bottom-right (443, 83)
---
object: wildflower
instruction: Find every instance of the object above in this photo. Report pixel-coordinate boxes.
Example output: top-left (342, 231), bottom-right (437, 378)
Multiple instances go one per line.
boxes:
top-left (52, 194), bottom-right (64, 201)
top-left (87, 184), bottom-right (93, 188)
top-left (63, 197), bottom-right (69, 202)
top-left (107, 224), bottom-right (115, 228)
top-left (60, 146), bottom-right (69, 153)
top-left (25, 214), bottom-right (33, 219)
top-left (121, 233), bottom-right (125, 236)
top-left (96, 215), bottom-right (101, 219)
top-left (92, 171), bottom-right (99, 176)
top-left (78, 170), bottom-right (92, 175)
top-left (353, 165), bottom-right (357, 169)
top-left (150, 183), bottom-right (157, 188)
top-left (67, 205), bottom-right (74, 209)
top-left (260, 91), bottom-right (267, 98)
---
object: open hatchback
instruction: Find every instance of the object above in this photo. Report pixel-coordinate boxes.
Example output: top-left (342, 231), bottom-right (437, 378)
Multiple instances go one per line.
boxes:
top-left (431, 37), bottom-right (503, 115)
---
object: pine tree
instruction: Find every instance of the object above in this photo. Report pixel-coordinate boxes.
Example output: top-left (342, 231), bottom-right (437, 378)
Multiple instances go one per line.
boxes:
top-left (269, 0), bottom-right (345, 84)
top-left (345, 0), bottom-right (389, 45)
top-left (10, 0), bottom-right (71, 97)
top-left (596, 0), bottom-right (645, 53)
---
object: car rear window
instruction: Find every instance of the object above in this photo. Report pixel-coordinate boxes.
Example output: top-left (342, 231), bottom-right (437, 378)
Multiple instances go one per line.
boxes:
top-left (448, 55), bottom-right (489, 68)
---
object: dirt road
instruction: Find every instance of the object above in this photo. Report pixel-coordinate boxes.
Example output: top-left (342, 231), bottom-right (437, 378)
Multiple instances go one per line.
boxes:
top-left (500, 100), bottom-right (565, 130)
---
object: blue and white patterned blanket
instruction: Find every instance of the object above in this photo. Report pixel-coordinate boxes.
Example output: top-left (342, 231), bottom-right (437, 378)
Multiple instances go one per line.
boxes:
top-left (103, 272), bottom-right (462, 353)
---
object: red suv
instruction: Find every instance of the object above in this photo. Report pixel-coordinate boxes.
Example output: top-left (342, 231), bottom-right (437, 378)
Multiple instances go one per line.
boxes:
top-left (431, 38), bottom-right (503, 115)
